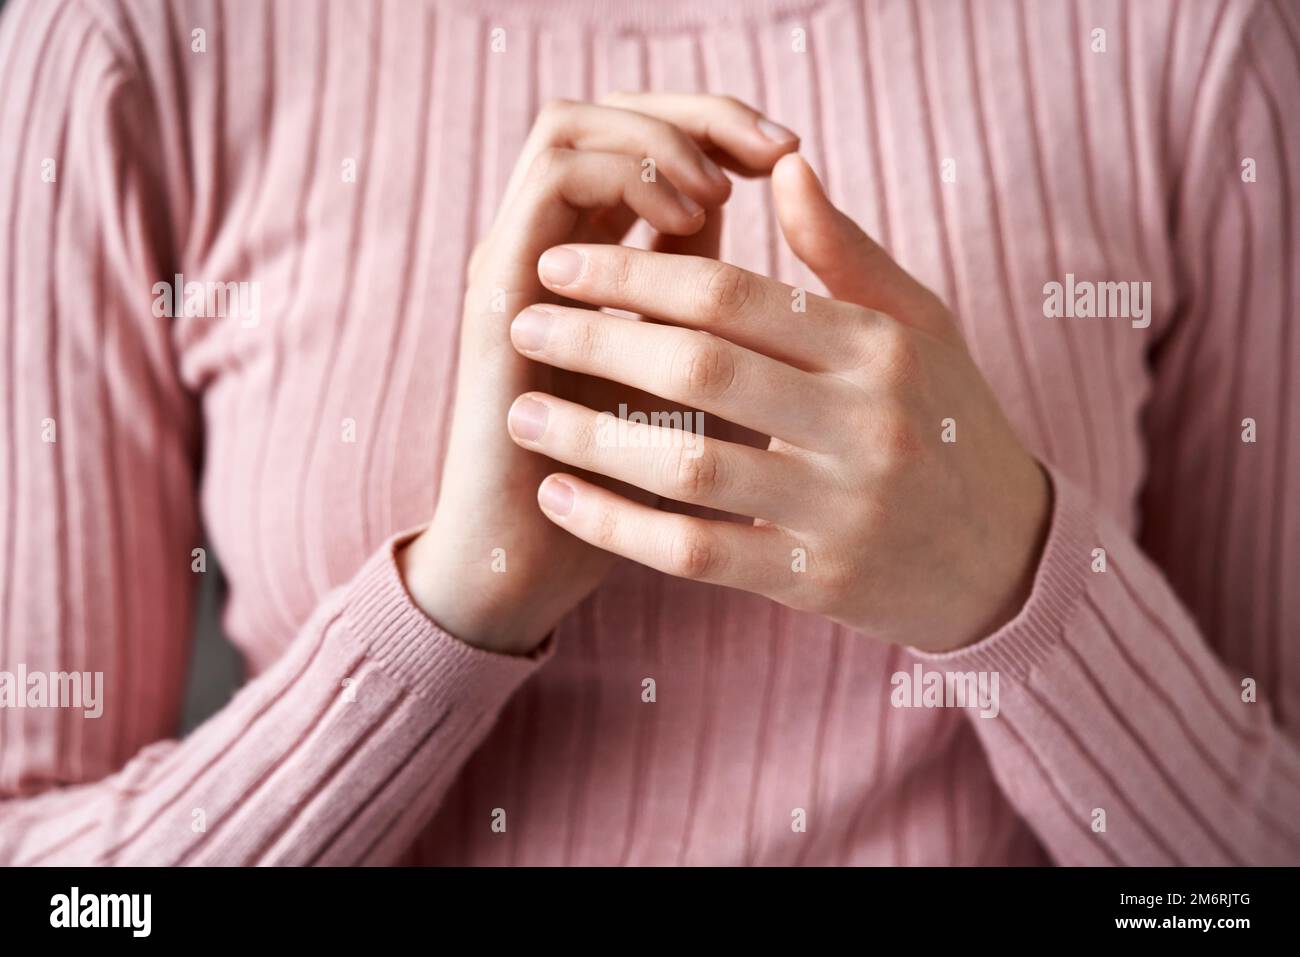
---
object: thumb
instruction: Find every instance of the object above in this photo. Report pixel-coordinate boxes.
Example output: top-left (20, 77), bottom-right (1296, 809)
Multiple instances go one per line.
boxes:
top-left (772, 153), bottom-right (949, 335)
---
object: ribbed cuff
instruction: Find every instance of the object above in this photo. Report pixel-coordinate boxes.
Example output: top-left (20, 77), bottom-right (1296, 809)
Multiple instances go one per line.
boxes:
top-left (911, 464), bottom-right (1093, 682)
top-left (339, 527), bottom-right (553, 701)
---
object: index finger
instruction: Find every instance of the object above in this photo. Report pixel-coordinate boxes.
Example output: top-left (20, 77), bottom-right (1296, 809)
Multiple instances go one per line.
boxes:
top-left (598, 92), bottom-right (800, 175)
top-left (535, 244), bottom-right (877, 371)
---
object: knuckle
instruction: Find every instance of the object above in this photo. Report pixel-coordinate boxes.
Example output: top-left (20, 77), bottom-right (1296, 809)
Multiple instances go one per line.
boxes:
top-left (567, 412), bottom-right (599, 457)
top-left (670, 337), bottom-right (737, 400)
top-left (609, 246), bottom-right (636, 296)
top-left (537, 98), bottom-right (575, 126)
top-left (870, 326), bottom-right (922, 386)
top-left (668, 446), bottom-right (720, 500)
top-left (813, 563), bottom-right (857, 611)
top-left (524, 146), bottom-right (567, 187)
top-left (842, 314), bottom-right (887, 371)
top-left (667, 525), bottom-right (717, 579)
top-left (697, 262), bottom-right (753, 322)
top-left (871, 404), bottom-right (924, 469)
top-left (591, 505), bottom-right (620, 551)
top-left (567, 315), bottom-right (603, 364)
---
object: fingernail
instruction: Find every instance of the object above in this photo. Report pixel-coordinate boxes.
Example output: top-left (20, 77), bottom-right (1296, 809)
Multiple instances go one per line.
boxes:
top-left (538, 246), bottom-right (584, 286)
top-left (699, 153), bottom-right (729, 188)
top-left (756, 117), bottom-right (797, 144)
top-left (511, 307), bottom-right (553, 351)
top-left (508, 397), bottom-right (548, 442)
top-left (539, 477), bottom-right (574, 516)
top-left (678, 191), bottom-right (704, 218)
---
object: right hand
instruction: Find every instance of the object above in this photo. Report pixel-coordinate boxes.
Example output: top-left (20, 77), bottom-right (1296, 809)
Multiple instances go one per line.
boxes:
top-left (399, 94), bottom-right (799, 654)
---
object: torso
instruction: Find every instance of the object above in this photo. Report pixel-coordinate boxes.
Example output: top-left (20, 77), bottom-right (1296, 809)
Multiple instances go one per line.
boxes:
top-left (172, 0), bottom-right (1174, 863)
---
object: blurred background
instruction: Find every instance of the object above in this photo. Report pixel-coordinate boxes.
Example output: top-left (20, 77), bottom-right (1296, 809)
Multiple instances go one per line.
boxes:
top-left (181, 556), bottom-right (242, 734)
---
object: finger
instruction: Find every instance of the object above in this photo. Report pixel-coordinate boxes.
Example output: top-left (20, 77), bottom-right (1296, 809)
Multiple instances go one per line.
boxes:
top-left (535, 472), bottom-right (794, 595)
top-left (534, 244), bottom-right (872, 371)
top-left (535, 98), bottom-right (744, 194)
top-left (635, 206), bottom-right (723, 310)
top-left (652, 205), bottom-right (722, 260)
top-left (566, 205), bottom-right (720, 307)
top-left (509, 303), bottom-right (847, 449)
top-left (771, 153), bottom-right (953, 338)
top-left (569, 195), bottom-right (721, 251)
top-left (599, 92), bottom-right (800, 175)
top-left (576, 204), bottom-right (640, 246)
top-left (501, 98), bottom-right (734, 215)
top-left (520, 149), bottom-right (704, 236)
top-left (506, 391), bottom-right (814, 526)
top-left (479, 150), bottom-right (706, 305)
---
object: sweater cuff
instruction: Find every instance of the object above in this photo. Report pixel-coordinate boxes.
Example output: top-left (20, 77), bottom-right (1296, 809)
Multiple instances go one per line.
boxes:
top-left (338, 527), bottom-right (553, 701)
top-left (911, 463), bottom-right (1092, 681)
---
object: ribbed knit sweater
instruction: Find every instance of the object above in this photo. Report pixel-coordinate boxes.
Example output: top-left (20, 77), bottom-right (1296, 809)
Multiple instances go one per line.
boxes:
top-left (0, 0), bottom-right (1297, 865)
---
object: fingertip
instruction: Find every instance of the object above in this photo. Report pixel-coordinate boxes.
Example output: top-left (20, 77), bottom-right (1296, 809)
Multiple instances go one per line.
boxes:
top-left (538, 245), bottom-right (585, 287)
top-left (698, 153), bottom-right (734, 195)
top-left (771, 151), bottom-right (803, 188)
top-left (676, 167), bottom-right (730, 214)
top-left (773, 152), bottom-right (822, 193)
top-left (756, 117), bottom-right (800, 148)
top-left (507, 393), bottom-right (549, 443)
top-left (702, 167), bottom-right (733, 205)
top-left (660, 204), bottom-right (710, 238)
top-left (772, 154), bottom-right (834, 231)
top-left (677, 191), bottom-right (705, 219)
top-left (771, 153), bottom-right (806, 214)
top-left (538, 475), bottom-right (576, 517)
top-left (509, 306), bottom-right (553, 353)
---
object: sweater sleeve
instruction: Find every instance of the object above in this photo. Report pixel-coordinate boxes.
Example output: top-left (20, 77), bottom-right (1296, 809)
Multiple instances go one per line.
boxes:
top-left (0, 0), bottom-right (546, 865)
top-left (913, 0), bottom-right (1300, 865)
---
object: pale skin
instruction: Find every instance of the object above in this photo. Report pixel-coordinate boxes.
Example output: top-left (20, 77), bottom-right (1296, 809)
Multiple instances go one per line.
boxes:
top-left (401, 93), bottom-right (799, 654)
top-left (402, 94), bottom-right (1050, 656)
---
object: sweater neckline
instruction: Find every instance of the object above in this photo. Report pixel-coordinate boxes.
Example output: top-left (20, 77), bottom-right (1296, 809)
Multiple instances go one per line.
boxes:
top-left (443, 0), bottom-right (830, 32)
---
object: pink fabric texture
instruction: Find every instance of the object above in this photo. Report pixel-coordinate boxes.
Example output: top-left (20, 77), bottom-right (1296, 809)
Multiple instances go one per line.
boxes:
top-left (0, 0), bottom-right (1297, 865)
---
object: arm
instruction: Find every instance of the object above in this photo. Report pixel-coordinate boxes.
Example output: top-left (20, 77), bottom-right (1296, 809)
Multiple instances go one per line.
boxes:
top-left (0, 0), bottom-right (544, 865)
top-left (0, 0), bottom-right (796, 864)
top-left (913, 0), bottom-right (1300, 865)
top-left (0, 0), bottom-right (542, 867)
top-left (489, 10), bottom-right (1299, 859)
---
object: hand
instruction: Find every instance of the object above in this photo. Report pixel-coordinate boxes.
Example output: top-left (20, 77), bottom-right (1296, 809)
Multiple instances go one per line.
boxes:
top-left (401, 95), bottom-right (800, 655)
top-left (504, 154), bottom-right (1051, 653)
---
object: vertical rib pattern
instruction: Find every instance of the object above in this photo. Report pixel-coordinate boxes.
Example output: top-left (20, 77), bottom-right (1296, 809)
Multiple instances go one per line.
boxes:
top-left (0, 0), bottom-right (1296, 866)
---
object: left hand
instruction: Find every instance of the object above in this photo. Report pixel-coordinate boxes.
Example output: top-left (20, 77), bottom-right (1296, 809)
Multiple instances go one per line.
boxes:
top-left (505, 154), bottom-right (1051, 652)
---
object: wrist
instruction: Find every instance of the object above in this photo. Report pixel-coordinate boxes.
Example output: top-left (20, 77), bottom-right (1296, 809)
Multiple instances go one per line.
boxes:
top-left (930, 458), bottom-right (1053, 653)
top-left (397, 527), bottom-right (551, 657)
top-left (983, 459), bottom-right (1052, 640)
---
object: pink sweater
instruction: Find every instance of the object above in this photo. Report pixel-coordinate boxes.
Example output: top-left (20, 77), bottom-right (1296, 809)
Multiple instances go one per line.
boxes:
top-left (0, 0), bottom-right (1297, 866)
